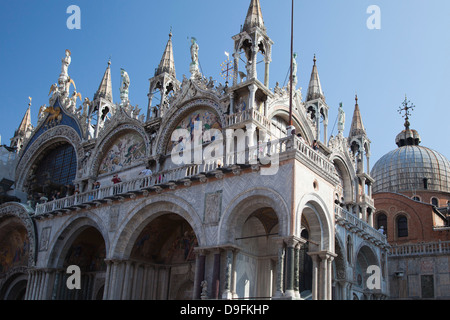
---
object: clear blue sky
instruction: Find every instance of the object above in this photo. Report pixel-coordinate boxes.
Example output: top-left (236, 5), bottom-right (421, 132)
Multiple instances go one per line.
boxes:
top-left (0, 0), bottom-right (449, 167)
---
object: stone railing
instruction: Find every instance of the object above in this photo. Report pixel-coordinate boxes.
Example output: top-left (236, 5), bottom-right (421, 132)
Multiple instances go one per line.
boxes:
top-left (293, 136), bottom-right (337, 179)
top-left (225, 108), bottom-right (272, 130)
top-left (35, 164), bottom-right (200, 216)
top-left (335, 205), bottom-right (388, 245)
top-left (35, 135), bottom-right (338, 216)
top-left (389, 241), bottom-right (450, 257)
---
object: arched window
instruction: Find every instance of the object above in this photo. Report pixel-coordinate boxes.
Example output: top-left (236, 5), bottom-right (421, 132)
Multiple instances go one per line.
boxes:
top-left (376, 213), bottom-right (387, 236)
top-left (397, 215), bottom-right (408, 238)
top-left (431, 197), bottom-right (439, 207)
top-left (30, 143), bottom-right (77, 199)
top-left (412, 196), bottom-right (421, 202)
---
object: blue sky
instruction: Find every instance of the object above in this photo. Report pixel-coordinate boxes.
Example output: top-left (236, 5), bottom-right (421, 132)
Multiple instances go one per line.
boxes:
top-left (0, 0), bottom-right (449, 167)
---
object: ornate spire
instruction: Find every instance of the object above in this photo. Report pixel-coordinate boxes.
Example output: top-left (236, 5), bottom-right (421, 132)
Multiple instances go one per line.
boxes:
top-left (15, 100), bottom-right (32, 136)
top-left (349, 94), bottom-right (366, 137)
top-left (155, 31), bottom-right (176, 77)
top-left (94, 59), bottom-right (113, 103)
top-left (306, 55), bottom-right (325, 102)
top-left (243, 0), bottom-right (266, 32)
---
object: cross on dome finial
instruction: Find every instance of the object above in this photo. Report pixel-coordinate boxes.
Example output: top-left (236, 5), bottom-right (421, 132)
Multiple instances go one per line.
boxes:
top-left (398, 95), bottom-right (415, 130)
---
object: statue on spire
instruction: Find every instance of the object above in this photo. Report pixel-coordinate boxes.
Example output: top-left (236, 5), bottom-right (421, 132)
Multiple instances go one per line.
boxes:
top-left (292, 52), bottom-right (298, 87)
top-left (190, 37), bottom-right (200, 78)
top-left (338, 102), bottom-right (345, 136)
top-left (120, 68), bottom-right (130, 105)
top-left (58, 49), bottom-right (72, 94)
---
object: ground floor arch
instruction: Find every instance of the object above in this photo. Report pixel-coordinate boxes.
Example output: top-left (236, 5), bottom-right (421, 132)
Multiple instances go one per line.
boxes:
top-left (104, 200), bottom-right (201, 300)
top-left (297, 196), bottom-right (336, 300)
top-left (0, 203), bottom-right (36, 300)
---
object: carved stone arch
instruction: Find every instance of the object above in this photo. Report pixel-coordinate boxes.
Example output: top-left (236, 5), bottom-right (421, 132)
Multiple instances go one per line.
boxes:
top-left (268, 106), bottom-right (313, 144)
top-left (237, 33), bottom-right (253, 51)
top-left (296, 193), bottom-right (334, 252)
top-left (90, 123), bottom-right (150, 177)
top-left (155, 98), bottom-right (226, 156)
top-left (218, 187), bottom-right (290, 244)
top-left (15, 125), bottom-right (83, 192)
top-left (110, 194), bottom-right (205, 259)
top-left (45, 213), bottom-right (109, 269)
top-left (0, 203), bottom-right (37, 267)
top-left (329, 154), bottom-right (354, 204)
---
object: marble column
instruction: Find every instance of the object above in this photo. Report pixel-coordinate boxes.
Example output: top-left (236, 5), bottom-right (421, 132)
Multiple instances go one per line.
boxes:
top-left (248, 83), bottom-right (258, 111)
top-left (308, 253), bottom-right (319, 300)
top-left (222, 248), bottom-right (234, 299)
top-left (193, 250), bottom-right (206, 299)
top-left (273, 240), bottom-right (285, 298)
top-left (211, 250), bottom-right (221, 300)
top-left (284, 238), bottom-right (296, 298)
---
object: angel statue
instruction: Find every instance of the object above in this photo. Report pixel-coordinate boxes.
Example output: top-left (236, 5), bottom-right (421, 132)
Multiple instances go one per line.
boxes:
top-left (82, 97), bottom-right (90, 117)
top-left (49, 83), bottom-right (58, 97)
top-left (70, 90), bottom-right (82, 111)
top-left (38, 104), bottom-right (47, 120)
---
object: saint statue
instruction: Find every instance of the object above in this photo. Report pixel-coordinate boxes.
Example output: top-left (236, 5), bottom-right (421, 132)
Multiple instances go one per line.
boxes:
top-left (292, 52), bottom-right (298, 86)
top-left (61, 49), bottom-right (71, 77)
top-left (338, 102), bottom-right (345, 135)
top-left (190, 37), bottom-right (199, 66)
top-left (59, 49), bottom-right (72, 92)
top-left (120, 68), bottom-right (130, 104)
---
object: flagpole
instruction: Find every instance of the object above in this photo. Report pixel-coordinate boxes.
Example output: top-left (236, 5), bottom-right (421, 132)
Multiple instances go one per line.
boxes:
top-left (288, 0), bottom-right (294, 131)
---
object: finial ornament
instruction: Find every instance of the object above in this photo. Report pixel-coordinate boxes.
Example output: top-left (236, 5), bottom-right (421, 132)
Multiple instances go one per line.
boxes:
top-left (398, 95), bottom-right (415, 130)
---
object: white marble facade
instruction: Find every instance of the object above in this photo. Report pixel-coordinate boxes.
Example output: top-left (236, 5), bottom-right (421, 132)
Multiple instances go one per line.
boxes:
top-left (0, 0), bottom-right (389, 300)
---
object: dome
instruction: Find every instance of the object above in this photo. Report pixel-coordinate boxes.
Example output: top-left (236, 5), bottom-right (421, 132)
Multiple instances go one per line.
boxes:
top-left (371, 145), bottom-right (450, 194)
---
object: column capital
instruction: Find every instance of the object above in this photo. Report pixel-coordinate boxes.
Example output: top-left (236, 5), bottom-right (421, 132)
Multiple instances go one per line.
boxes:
top-left (283, 235), bottom-right (305, 248)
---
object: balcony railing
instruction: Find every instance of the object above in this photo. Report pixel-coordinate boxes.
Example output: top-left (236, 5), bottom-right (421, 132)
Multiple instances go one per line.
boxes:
top-left (389, 241), bottom-right (450, 257)
top-left (335, 205), bottom-right (388, 245)
top-left (225, 108), bottom-right (272, 130)
top-left (35, 135), bottom-right (338, 216)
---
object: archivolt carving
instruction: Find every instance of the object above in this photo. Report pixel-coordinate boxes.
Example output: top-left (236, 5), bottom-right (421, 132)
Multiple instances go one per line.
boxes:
top-left (156, 98), bottom-right (226, 156)
top-left (90, 123), bottom-right (150, 178)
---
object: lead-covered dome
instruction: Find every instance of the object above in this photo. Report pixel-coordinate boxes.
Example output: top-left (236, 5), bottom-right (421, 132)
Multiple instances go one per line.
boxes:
top-left (371, 127), bottom-right (450, 194)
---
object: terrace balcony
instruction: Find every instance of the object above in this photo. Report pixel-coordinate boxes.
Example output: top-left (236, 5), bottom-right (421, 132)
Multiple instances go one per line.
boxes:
top-left (34, 135), bottom-right (339, 217)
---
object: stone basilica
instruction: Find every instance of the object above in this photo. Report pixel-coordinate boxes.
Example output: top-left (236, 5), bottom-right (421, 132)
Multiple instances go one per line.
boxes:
top-left (0, 0), bottom-right (390, 300)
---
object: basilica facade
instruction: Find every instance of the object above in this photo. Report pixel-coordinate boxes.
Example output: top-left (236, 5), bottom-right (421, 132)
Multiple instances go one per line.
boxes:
top-left (0, 0), bottom-right (389, 300)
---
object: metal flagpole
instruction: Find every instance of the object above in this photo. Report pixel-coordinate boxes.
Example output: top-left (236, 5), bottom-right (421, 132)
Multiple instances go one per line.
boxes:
top-left (288, 0), bottom-right (294, 131)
